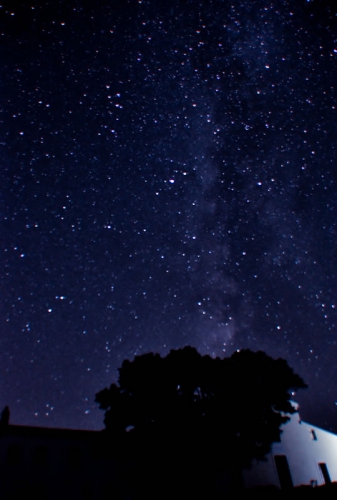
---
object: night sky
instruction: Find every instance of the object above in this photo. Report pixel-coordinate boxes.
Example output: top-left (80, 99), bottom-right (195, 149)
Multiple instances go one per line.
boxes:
top-left (1, 0), bottom-right (337, 432)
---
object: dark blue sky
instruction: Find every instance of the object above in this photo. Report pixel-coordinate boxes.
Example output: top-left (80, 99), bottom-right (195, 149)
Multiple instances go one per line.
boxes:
top-left (1, 0), bottom-right (337, 431)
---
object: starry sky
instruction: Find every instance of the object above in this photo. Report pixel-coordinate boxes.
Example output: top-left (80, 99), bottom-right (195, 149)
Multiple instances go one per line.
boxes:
top-left (1, 0), bottom-right (337, 431)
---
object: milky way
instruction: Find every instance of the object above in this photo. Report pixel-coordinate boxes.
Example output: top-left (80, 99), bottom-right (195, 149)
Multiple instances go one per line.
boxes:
top-left (1, 0), bottom-right (337, 430)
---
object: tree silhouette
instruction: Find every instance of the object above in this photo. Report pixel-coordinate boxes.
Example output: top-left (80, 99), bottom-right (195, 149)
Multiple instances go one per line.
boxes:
top-left (96, 347), bottom-right (307, 499)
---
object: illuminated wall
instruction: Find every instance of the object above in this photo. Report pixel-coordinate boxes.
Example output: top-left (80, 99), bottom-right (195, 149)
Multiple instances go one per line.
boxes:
top-left (244, 410), bottom-right (337, 489)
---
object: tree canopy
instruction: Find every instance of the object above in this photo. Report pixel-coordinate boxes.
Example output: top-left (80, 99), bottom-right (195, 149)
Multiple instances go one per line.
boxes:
top-left (96, 347), bottom-right (307, 498)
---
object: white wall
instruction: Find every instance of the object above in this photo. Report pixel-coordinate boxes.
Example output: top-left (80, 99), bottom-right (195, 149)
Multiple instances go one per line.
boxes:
top-left (244, 411), bottom-right (337, 489)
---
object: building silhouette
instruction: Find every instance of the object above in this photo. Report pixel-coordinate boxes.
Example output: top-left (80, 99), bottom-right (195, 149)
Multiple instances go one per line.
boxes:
top-left (1, 405), bottom-right (337, 498)
top-left (0, 423), bottom-right (116, 499)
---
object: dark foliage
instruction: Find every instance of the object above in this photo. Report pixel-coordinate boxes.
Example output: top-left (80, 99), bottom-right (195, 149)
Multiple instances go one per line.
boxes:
top-left (96, 347), bottom-right (307, 499)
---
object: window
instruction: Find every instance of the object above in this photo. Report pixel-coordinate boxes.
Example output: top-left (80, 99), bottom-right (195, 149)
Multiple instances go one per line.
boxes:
top-left (319, 463), bottom-right (331, 484)
top-left (274, 455), bottom-right (293, 490)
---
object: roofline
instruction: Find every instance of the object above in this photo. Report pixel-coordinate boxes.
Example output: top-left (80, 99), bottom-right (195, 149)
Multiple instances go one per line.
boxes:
top-left (0, 424), bottom-right (103, 438)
